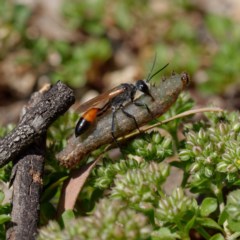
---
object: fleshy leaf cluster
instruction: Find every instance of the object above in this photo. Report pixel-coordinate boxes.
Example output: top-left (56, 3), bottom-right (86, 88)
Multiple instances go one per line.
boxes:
top-left (179, 111), bottom-right (240, 192)
top-left (38, 199), bottom-right (152, 240)
top-left (111, 162), bottom-right (169, 210)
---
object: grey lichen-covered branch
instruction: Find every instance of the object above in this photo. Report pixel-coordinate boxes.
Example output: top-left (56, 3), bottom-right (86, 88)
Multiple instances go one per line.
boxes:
top-left (57, 72), bottom-right (190, 168)
top-left (3, 81), bottom-right (75, 240)
top-left (7, 136), bottom-right (46, 240)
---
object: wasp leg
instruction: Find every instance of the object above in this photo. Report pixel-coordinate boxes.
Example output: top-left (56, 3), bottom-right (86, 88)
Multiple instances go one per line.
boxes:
top-left (133, 101), bottom-right (154, 118)
top-left (111, 110), bottom-right (121, 148)
top-left (121, 107), bottom-right (141, 133)
top-left (121, 106), bottom-right (152, 144)
top-left (133, 101), bottom-right (161, 143)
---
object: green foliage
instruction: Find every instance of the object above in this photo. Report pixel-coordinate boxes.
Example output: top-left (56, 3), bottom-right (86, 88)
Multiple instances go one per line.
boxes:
top-left (225, 190), bottom-right (240, 233)
top-left (200, 197), bottom-right (218, 217)
top-left (36, 92), bottom-right (240, 239)
top-left (179, 111), bottom-right (240, 192)
top-left (177, 111), bottom-right (240, 238)
top-left (51, 39), bottom-right (112, 87)
top-left (0, 124), bottom-right (14, 138)
top-left (1, 0), bottom-right (240, 238)
top-left (124, 132), bottom-right (173, 161)
top-left (159, 93), bottom-right (194, 139)
top-left (0, 190), bottom-right (11, 239)
top-left (38, 199), bottom-right (152, 240)
top-left (154, 188), bottom-right (198, 227)
top-left (0, 125), bottom-right (13, 182)
top-left (2, 93), bottom-right (240, 239)
top-left (0, 125), bottom-right (13, 238)
top-left (1, 0), bottom-right (239, 93)
top-left (0, 0), bottom-right (112, 87)
top-left (62, 0), bottom-right (147, 33)
top-left (91, 157), bottom-right (148, 189)
top-left (201, 15), bottom-right (240, 94)
top-left (89, 131), bottom-right (173, 192)
top-left (62, 0), bottom-right (108, 34)
top-left (111, 162), bottom-right (169, 210)
top-left (155, 2), bottom-right (240, 95)
top-left (151, 227), bottom-right (181, 240)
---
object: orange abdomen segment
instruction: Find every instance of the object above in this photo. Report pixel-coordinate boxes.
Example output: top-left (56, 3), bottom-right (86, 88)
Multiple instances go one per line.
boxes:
top-left (83, 108), bottom-right (98, 123)
top-left (75, 108), bottom-right (99, 137)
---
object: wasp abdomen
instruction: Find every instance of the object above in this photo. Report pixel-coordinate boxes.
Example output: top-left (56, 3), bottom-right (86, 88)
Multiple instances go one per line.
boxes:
top-left (75, 108), bottom-right (98, 137)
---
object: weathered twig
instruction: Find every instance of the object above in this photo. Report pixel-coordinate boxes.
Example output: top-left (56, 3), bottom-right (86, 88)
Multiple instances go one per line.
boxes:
top-left (3, 81), bottom-right (75, 240)
top-left (0, 81), bottom-right (75, 167)
top-left (57, 73), bottom-right (190, 168)
top-left (6, 137), bottom-right (46, 240)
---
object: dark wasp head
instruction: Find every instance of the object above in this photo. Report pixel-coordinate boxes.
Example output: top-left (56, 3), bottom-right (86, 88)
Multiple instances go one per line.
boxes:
top-left (134, 61), bottom-right (169, 101)
top-left (135, 79), bottom-right (154, 101)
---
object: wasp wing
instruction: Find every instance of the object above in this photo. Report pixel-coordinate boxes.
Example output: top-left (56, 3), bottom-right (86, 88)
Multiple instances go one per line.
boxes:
top-left (74, 85), bottom-right (125, 113)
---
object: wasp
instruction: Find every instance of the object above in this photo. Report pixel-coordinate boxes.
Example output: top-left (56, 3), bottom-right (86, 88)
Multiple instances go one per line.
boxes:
top-left (75, 61), bottom-right (169, 144)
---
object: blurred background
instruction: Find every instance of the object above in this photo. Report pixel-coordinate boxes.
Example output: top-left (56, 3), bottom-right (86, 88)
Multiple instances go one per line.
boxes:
top-left (0, 0), bottom-right (240, 126)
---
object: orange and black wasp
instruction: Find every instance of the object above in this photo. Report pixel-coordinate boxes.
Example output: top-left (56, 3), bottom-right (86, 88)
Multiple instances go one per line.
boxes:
top-left (75, 60), bottom-right (169, 144)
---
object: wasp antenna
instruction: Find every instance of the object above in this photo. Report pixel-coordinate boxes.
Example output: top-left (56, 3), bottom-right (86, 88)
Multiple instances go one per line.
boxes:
top-left (146, 52), bottom-right (157, 82)
top-left (147, 63), bottom-right (169, 83)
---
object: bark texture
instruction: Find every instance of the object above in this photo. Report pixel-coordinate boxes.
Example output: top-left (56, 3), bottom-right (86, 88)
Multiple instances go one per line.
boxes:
top-left (4, 81), bottom-right (75, 240)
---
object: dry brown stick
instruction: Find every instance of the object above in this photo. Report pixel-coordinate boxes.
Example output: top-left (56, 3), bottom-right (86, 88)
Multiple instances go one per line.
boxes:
top-left (0, 81), bottom-right (75, 167)
top-left (6, 137), bottom-right (46, 240)
top-left (4, 82), bottom-right (75, 240)
top-left (57, 72), bottom-right (190, 168)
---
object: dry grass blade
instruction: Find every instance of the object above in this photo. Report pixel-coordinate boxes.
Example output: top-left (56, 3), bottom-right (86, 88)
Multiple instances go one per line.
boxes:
top-left (120, 107), bottom-right (223, 140)
top-left (57, 146), bottom-right (110, 216)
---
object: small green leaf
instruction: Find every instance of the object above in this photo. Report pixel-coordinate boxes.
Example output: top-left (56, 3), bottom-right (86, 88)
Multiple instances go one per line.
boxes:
top-left (184, 215), bottom-right (196, 233)
top-left (151, 227), bottom-right (181, 240)
top-left (218, 209), bottom-right (228, 225)
top-left (40, 202), bottom-right (56, 225)
top-left (209, 233), bottom-right (225, 240)
top-left (200, 198), bottom-right (218, 217)
top-left (233, 179), bottom-right (240, 186)
top-left (197, 217), bottom-right (222, 231)
top-left (0, 214), bottom-right (10, 224)
top-left (41, 175), bottom-right (68, 202)
top-left (0, 191), bottom-right (4, 204)
top-left (225, 189), bottom-right (240, 221)
top-left (60, 210), bottom-right (75, 228)
top-left (228, 218), bottom-right (240, 233)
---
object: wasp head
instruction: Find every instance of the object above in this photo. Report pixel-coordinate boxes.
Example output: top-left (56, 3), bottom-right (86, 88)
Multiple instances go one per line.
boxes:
top-left (136, 80), bottom-right (154, 101)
